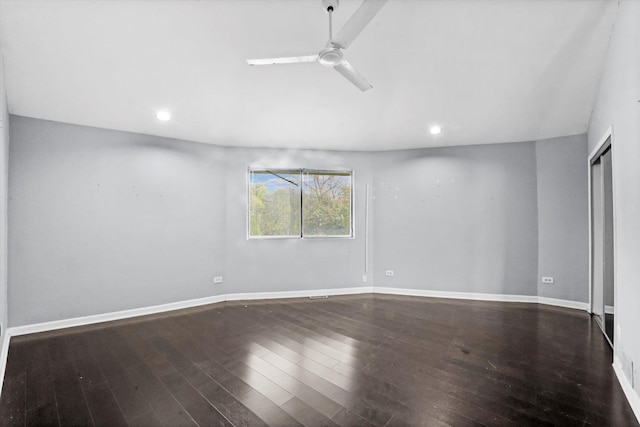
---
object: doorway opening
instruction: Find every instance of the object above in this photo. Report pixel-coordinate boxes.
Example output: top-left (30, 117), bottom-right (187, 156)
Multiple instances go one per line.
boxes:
top-left (589, 128), bottom-right (614, 348)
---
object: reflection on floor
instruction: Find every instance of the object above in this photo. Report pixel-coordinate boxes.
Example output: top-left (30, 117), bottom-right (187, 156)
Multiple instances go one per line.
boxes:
top-left (0, 294), bottom-right (637, 426)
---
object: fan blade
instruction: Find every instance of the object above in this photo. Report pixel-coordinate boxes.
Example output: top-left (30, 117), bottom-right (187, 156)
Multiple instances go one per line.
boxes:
top-left (334, 60), bottom-right (372, 91)
top-left (247, 55), bottom-right (317, 66)
top-left (331, 0), bottom-right (387, 49)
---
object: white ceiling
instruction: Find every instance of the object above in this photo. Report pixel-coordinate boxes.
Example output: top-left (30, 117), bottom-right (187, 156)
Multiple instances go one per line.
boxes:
top-left (0, 0), bottom-right (618, 151)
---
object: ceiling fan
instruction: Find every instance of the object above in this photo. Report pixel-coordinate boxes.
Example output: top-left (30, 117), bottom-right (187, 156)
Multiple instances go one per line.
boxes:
top-left (246, 0), bottom-right (387, 92)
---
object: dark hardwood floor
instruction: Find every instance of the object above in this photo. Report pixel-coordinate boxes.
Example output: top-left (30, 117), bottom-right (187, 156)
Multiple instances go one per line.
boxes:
top-left (0, 294), bottom-right (637, 426)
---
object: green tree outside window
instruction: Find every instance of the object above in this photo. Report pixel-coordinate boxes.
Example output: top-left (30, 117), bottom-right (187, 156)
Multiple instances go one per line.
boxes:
top-left (248, 169), bottom-right (352, 238)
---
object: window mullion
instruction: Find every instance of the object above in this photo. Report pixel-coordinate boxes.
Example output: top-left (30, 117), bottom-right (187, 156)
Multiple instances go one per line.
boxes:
top-left (299, 169), bottom-right (304, 238)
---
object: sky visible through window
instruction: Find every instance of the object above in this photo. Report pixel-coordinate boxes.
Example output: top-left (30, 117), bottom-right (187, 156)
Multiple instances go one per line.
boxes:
top-left (250, 171), bottom-right (300, 192)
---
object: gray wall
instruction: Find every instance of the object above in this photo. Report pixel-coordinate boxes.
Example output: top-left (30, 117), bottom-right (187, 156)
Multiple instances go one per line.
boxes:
top-left (372, 142), bottom-right (539, 296)
top-left (223, 148), bottom-right (374, 295)
top-left (8, 117), bottom-right (375, 326)
top-left (535, 135), bottom-right (589, 302)
top-left (0, 49), bottom-right (8, 335)
top-left (8, 115), bottom-right (590, 328)
top-left (588, 0), bottom-right (640, 400)
top-left (9, 117), bottom-right (227, 326)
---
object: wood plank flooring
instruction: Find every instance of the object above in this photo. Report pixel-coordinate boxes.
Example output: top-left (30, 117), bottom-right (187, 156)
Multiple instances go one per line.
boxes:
top-left (0, 294), bottom-right (637, 426)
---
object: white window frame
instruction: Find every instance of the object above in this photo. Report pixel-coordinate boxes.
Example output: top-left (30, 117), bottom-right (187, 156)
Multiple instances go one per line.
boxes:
top-left (247, 168), bottom-right (354, 240)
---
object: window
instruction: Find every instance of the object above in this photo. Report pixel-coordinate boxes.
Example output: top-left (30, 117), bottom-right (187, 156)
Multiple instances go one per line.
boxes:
top-left (302, 170), bottom-right (352, 237)
top-left (248, 169), bottom-right (353, 238)
top-left (248, 169), bottom-right (301, 238)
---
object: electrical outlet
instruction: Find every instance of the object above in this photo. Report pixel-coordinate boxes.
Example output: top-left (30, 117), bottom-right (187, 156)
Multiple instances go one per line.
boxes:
top-left (541, 276), bottom-right (554, 284)
top-left (385, 270), bottom-right (394, 277)
top-left (213, 276), bottom-right (223, 284)
top-left (362, 275), bottom-right (367, 283)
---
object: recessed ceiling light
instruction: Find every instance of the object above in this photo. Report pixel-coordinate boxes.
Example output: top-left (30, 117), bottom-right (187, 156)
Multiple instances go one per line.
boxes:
top-left (157, 111), bottom-right (171, 121)
top-left (429, 125), bottom-right (442, 135)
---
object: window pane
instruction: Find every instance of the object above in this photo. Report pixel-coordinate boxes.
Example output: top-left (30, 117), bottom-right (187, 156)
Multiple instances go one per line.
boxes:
top-left (302, 171), bottom-right (352, 237)
top-left (249, 170), bottom-right (301, 237)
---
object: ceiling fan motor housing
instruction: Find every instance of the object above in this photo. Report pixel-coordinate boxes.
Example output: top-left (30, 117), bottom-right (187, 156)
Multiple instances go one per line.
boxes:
top-left (318, 47), bottom-right (344, 67)
top-left (321, 0), bottom-right (339, 13)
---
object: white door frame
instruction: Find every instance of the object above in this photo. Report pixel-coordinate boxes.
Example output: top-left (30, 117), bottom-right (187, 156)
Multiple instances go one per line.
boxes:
top-left (588, 126), bottom-right (616, 324)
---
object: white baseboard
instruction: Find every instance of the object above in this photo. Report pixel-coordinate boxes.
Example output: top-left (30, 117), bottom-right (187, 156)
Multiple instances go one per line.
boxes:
top-left (4, 286), bottom-right (590, 338)
top-left (614, 357), bottom-right (640, 423)
top-left (537, 296), bottom-right (590, 311)
top-left (8, 294), bottom-right (226, 337)
top-left (374, 287), bottom-right (538, 303)
top-left (374, 287), bottom-right (589, 311)
top-left (225, 286), bottom-right (373, 302)
top-left (6, 287), bottom-right (375, 338)
top-left (0, 332), bottom-right (10, 400)
top-left (0, 285), bottom-right (589, 399)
